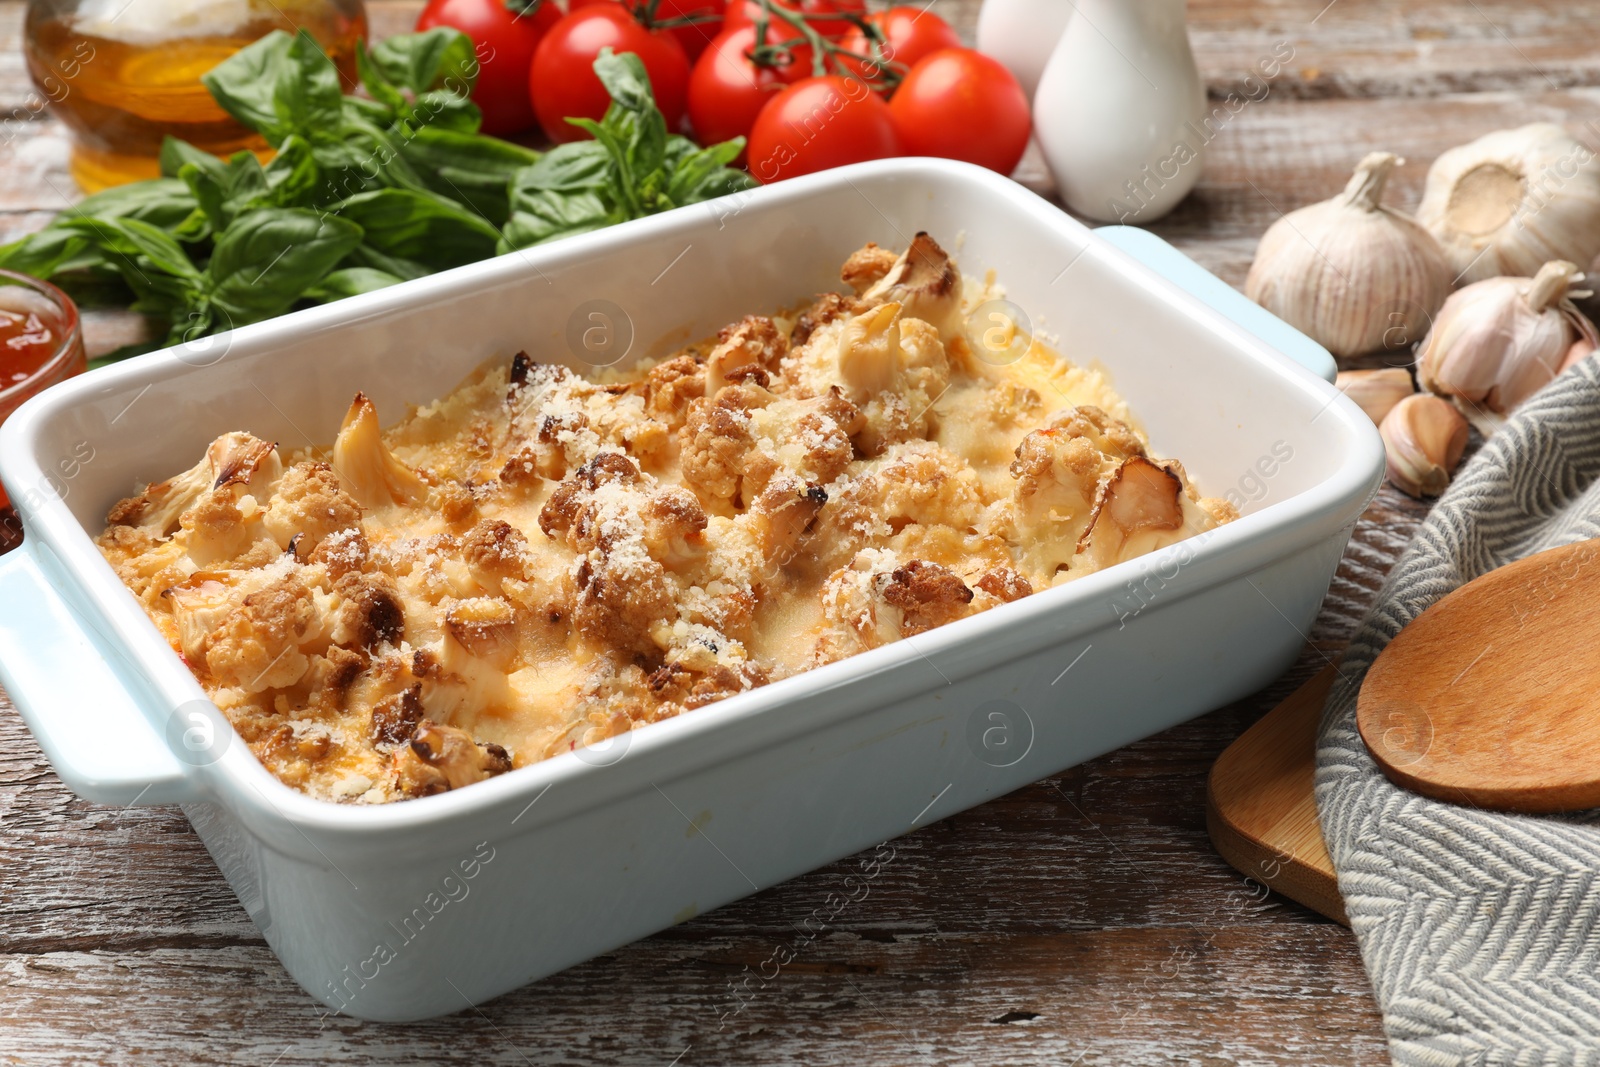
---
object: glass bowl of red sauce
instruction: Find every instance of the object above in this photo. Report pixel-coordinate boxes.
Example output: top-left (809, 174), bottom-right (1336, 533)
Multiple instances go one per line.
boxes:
top-left (0, 269), bottom-right (86, 522)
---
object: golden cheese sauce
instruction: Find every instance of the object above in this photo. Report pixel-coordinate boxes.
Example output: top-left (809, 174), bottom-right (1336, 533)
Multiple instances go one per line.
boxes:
top-left (95, 235), bottom-right (1235, 803)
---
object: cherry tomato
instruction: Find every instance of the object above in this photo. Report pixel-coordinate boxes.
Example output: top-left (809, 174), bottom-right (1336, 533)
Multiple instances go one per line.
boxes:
top-left (568, 0), bottom-right (720, 56)
top-left (837, 7), bottom-right (961, 87)
top-left (688, 25), bottom-right (813, 150)
top-left (724, 0), bottom-right (868, 42)
top-left (415, 0), bottom-right (561, 135)
top-left (747, 74), bottom-right (898, 182)
top-left (889, 48), bottom-right (1031, 175)
top-left (530, 2), bottom-right (692, 143)
top-left (655, 0), bottom-right (724, 60)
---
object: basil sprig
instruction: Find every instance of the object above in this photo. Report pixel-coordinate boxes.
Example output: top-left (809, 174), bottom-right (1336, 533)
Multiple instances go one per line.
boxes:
top-left (0, 30), bottom-right (753, 361)
top-left (503, 51), bottom-right (756, 251)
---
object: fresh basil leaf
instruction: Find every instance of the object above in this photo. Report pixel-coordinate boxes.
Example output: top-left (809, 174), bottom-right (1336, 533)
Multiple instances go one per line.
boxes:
top-left (567, 116), bottom-right (643, 216)
top-left (202, 30), bottom-right (297, 141)
top-left (355, 40), bottom-right (407, 114)
top-left (371, 28), bottom-right (478, 96)
top-left (161, 296), bottom-right (223, 348)
top-left (62, 178), bottom-right (201, 232)
top-left (342, 94), bottom-right (395, 126)
top-left (663, 135), bottom-right (697, 170)
top-left (126, 271), bottom-right (199, 320)
top-left (274, 29), bottom-right (344, 142)
top-left (180, 161), bottom-right (230, 233)
top-left (511, 141), bottom-right (611, 194)
top-left (54, 217), bottom-right (205, 320)
top-left (398, 126), bottom-right (540, 224)
top-left (160, 137), bottom-right (228, 183)
top-left (343, 243), bottom-right (433, 281)
top-left (0, 228), bottom-right (99, 277)
top-left (667, 138), bottom-right (755, 204)
top-left (591, 48), bottom-right (656, 116)
top-left (60, 216), bottom-right (203, 280)
top-left (262, 135), bottom-right (320, 206)
top-left (303, 266), bottom-right (404, 303)
top-left (316, 116), bottom-right (428, 196)
top-left (206, 208), bottom-right (363, 321)
top-left (501, 190), bottom-right (619, 250)
top-left (409, 88), bottom-right (481, 134)
top-left (329, 188), bottom-right (500, 270)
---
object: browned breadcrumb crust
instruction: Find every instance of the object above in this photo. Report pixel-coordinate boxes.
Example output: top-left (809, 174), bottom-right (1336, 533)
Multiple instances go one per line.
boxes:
top-left (95, 234), bottom-right (1237, 804)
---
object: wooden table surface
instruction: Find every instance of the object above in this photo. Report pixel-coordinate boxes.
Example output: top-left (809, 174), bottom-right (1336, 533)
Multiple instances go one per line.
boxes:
top-left (0, 0), bottom-right (1584, 1062)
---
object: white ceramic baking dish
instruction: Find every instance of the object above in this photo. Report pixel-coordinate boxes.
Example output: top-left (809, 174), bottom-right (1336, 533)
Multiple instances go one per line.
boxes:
top-left (0, 159), bottom-right (1380, 1021)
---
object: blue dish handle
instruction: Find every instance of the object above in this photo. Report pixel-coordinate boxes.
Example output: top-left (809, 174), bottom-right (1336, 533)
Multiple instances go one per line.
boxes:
top-left (1094, 226), bottom-right (1337, 384)
top-left (0, 543), bottom-right (199, 805)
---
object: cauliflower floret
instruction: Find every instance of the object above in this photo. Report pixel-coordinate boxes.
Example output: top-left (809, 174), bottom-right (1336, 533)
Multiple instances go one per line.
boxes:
top-left (682, 381), bottom-right (865, 514)
top-left (678, 384), bottom-right (773, 507)
top-left (754, 387), bottom-right (863, 487)
top-left (1075, 456), bottom-right (1209, 573)
top-left (332, 393), bottom-right (429, 509)
top-left (974, 566), bottom-right (1033, 605)
top-left (391, 720), bottom-right (512, 797)
top-left (308, 527), bottom-right (371, 580)
top-left (263, 461), bottom-right (364, 557)
top-left (460, 518), bottom-right (534, 593)
top-left (705, 315), bottom-right (787, 394)
top-left (445, 596), bottom-right (518, 667)
top-left (645, 354), bottom-right (707, 430)
top-left (177, 492), bottom-right (252, 567)
top-left (1048, 406), bottom-right (1146, 461)
top-left (788, 291), bottom-right (857, 349)
top-left (835, 305), bottom-right (950, 453)
top-left (745, 475), bottom-right (828, 558)
top-left (109, 431), bottom-right (281, 536)
top-left (1007, 427), bottom-right (1120, 575)
top-left (331, 570), bottom-right (405, 649)
top-left (818, 550), bottom-right (975, 656)
top-left (538, 452), bottom-right (644, 545)
top-left (641, 487), bottom-right (709, 568)
top-left (538, 452), bottom-right (684, 651)
top-left (841, 242), bottom-right (901, 295)
top-left (860, 232), bottom-right (962, 336)
top-left (203, 573), bottom-right (319, 692)
top-left (816, 442), bottom-right (987, 568)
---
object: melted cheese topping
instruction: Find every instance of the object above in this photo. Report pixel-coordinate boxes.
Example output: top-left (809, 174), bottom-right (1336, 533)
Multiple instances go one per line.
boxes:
top-left (95, 236), bottom-right (1236, 804)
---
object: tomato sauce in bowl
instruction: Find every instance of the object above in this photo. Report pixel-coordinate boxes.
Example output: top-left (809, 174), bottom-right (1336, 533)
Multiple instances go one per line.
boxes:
top-left (0, 270), bottom-right (86, 518)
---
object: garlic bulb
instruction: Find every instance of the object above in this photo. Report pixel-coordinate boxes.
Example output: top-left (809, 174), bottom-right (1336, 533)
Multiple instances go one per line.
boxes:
top-left (1380, 394), bottom-right (1468, 498)
top-left (1336, 368), bottom-right (1415, 426)
top-left (1416, 123), bottom-right (1600, 285)
top-left (1418, 260), bottom-right (1600, 415)
top-left (1246, 152), bottom-right (1453, 360)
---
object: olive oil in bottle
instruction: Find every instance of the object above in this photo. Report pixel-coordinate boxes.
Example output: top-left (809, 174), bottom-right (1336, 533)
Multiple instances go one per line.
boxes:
top-left (24, 0), bottom-right (366, 191)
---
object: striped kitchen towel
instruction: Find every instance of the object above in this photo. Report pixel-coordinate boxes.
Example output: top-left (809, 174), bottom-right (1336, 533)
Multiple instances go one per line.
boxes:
top-left (1317, 357), bottom-right (1600, 1065)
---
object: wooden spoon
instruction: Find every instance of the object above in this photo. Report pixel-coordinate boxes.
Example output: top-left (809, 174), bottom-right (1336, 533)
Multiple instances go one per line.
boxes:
top-left (1357, 538), bottom-right (1600, 813)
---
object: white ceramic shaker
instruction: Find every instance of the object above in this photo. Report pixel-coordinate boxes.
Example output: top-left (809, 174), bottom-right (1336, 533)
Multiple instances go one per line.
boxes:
top-left (975, 0), bottom-right (1074, 101)
top-left (1032, 0), bottom-right (1207, 224)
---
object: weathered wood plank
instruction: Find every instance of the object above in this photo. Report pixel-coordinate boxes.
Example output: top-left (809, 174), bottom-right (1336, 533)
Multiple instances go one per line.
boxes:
top-left (0, 924), bottom-right (1386, 1066)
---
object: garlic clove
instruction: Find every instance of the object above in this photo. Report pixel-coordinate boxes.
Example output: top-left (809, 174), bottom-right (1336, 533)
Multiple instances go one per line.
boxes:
top-left (1246, 152), bottom-right (1454, 360)
top-left (1336, 368), bottom-right (1415, 426)
top-left (1418, 260), bottom-right (1600, 415)
top-left (1562, 335), bottom-right (1597, 374)
top-left (1380, 394), bottom-right (1468, 498)
top-left (1417, 123), bottom-right (1600, 285)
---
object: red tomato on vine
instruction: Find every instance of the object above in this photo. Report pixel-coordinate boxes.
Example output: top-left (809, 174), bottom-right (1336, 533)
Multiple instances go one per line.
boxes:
top-left (747, 74), bottom-right (899, 182)
top-left (415, 0), bottom-right (562, 135)
top-left (530, 2), bottom-right (692, 142)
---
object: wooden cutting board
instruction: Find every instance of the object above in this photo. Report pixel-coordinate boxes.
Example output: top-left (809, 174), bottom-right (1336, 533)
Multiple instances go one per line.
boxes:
top-left (1206, 667), bottom-right (1347, 925)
